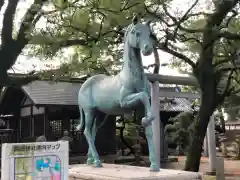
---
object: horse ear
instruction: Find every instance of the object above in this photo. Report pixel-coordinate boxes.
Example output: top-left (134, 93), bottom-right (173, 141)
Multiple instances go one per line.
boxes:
top-left (145, 20), bottom-right (151, 26)
top-left (132, 15), bottom-right (139, 25)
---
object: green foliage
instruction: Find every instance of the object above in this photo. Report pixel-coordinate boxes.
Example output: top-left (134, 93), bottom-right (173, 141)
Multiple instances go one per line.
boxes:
top-left (185, 13), bottom-right (240, 65)
top-left (51, 0), bottom-right (69, 10)
top-left (116, 115), bottom-right (141, 148)
top-left (121, 115), bottom-right (141, 138)
top-left (27, 0), bottom-right (166, 75)
top-left (30, 34), bottom-right (60, 44)
top-left (165, 112), bottom-right (195, 155)
top-left (124, 122), bottom-right (140, 138)
top-left (176, 9), bottom-right (240, 106)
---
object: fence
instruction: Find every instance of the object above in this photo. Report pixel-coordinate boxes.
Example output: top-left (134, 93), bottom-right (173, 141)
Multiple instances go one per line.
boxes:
top-left (226, 123), bottom-right (240, 130)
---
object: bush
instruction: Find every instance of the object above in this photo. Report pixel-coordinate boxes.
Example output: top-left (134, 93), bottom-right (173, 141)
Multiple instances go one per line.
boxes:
top-left (164, 112), bottom-right (195, 155)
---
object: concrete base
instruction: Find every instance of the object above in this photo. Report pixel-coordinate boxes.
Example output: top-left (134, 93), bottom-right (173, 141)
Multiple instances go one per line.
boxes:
top-left (69, 163), bottom-right (202, 180)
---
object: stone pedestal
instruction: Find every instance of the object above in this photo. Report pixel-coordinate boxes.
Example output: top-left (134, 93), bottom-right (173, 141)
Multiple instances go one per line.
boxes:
top-left (69, 164), bottom-right (202, 180)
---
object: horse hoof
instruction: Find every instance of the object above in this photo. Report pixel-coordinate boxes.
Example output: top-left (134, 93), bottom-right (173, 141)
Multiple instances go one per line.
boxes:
top-left (93, 160), bottom-right (103, 167)
top-left (150, 164), bottom-right (160, 172)
top-left (86, 158), bottom-right (94, 165)
top-left (141, 116), bottom-right (154, 127)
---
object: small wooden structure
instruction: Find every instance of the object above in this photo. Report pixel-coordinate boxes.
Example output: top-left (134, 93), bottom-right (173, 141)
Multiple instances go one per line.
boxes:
top-left (141, 86), bottom-right (198, 159)
top-left (0, 79), bottom-right (116, 156)
top-left (225, 121), bottom-right (240, 130)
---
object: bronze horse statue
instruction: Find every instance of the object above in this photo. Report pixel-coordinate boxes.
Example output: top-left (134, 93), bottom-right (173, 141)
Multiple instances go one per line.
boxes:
top-left (77, 15), bottom-right (159, 172)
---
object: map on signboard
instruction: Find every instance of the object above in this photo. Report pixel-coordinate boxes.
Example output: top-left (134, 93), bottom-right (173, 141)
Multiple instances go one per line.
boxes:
top-left (1, 141), bottom-right (68, 180)
top-left (14, 155), bottom-right (61, 180)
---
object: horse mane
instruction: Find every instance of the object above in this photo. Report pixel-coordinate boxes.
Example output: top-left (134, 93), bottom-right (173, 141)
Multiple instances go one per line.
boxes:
top-left (124, 24), bottom-right (133, 42)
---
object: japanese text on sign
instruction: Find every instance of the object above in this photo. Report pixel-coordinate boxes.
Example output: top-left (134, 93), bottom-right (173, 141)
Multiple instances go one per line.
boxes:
top-left (12, 143), bottom-right (60, 152)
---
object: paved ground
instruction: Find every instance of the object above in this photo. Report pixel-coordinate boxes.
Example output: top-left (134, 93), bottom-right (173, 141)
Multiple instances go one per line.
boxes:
top-left (68, 155), bottom-right (240, 179)
top-left (117, 155), bottom-right (240, 179)
top-left (164, 156), bottom-right (240, 180)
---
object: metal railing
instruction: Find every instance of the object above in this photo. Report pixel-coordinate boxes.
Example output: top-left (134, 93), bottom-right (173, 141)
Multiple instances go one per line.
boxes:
top-left (0, 129), bottom-right (17, 144)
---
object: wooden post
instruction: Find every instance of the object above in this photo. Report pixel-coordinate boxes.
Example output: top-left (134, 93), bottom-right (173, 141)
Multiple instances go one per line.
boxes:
top-left (19, 118), bottom-right (22, 140)
top-left (151, 81), bottom-right (161, 167)
top-left (44, 107), bottom-right (49, 137)
top-left (207, 115), bottom-right (217, 173)
top-left (62, 109), bottom-right (70, 133)
top-left (160, 120), bottom-right (168, 161)
top-left (30, 105), bottom-right (34, 137)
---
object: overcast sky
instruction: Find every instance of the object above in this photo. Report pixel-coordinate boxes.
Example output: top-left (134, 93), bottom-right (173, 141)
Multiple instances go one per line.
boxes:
top-left (0, 0), bottom-right (209, 75)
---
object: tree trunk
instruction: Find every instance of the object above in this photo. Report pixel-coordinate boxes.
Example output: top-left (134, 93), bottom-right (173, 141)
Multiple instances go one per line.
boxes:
top-left (184, 113), bottom-right (210, 171)
top-left (185, 69), bottom-right (216, 172)
top-left (0, 0), bottom-right (4, 12)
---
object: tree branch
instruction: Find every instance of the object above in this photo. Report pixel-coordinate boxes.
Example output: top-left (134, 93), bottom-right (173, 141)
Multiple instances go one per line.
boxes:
top-left (32, 10), bottom-right (58, 27)
top-left (213, 58), bottom-right (232, 68)
top-left (63, 39), bottom-right (89, 46)
top-left (151, 34), bottom-right (160, 74)
top-left (159, 0), bottom-right (205, 34)
top-left (17, 0), bottom-right (48, 44)
top-left (36, 38), bottom-right (89, 48)
top-left (197, 0), bottom-right (240, 66)
top-left (0, 0), bottom-right (48, 87)
top-left (172, 0), bottom-right (200, 38)
top-left (217, 31), bottom-right (240, 40)
top-left (145, 4), bottom-right (173, 27)
top-left (0, 71), bottom-right (41, 88)
top-left (230, 87), bottom-right (240, 95)
top-left (149, 31), bottom-right (196, 68)
top-left (222, 9), bottom-right (238, 28)
top-left (153, 46), bottom-right (160, 74)
top-left (216, 53), bottom-right (240, 72)
top-left (1, 0), bottom-right (19, 45)
top-left (30, 26), bottom-right (124, 48)
top-left (178, 34), bottom-right (202, 46)
top-left (157, 42), bottom-right (196, 68)
top-left (211, 0), bottom-right (240, 27)
top-left (178, 26), bottom-right (205, 33)
top-left (217, 70), bottom-right (234, 104)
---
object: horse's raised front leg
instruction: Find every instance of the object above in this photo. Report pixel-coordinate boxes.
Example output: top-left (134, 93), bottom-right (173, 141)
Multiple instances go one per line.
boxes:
top-left (83, 110), bottom-right (102, 167)
top-left (145, 125), bottom-right (160, 172)
top-left (120, 87), bottom-right (154, 127)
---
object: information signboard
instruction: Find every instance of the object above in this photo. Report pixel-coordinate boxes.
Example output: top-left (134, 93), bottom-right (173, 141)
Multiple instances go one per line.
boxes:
top-left (1, 141), bottom-right (68, 180)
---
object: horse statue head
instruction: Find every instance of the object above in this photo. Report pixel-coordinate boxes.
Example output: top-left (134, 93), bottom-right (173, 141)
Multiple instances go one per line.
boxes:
top-left (124, 15), bottom-right (153, 56)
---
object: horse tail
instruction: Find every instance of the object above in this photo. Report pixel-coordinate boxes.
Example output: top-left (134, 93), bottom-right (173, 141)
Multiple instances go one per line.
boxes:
top-left (77, 106), bottom-right (85, 132)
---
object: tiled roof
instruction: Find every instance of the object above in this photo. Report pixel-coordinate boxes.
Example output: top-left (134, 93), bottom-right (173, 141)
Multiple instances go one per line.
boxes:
top-left (160, 98), bottom-right (198, 112)
top-left (21, 80), bottom-right (197, 112)
top-left (22, 81), bottom-right (80, 105)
